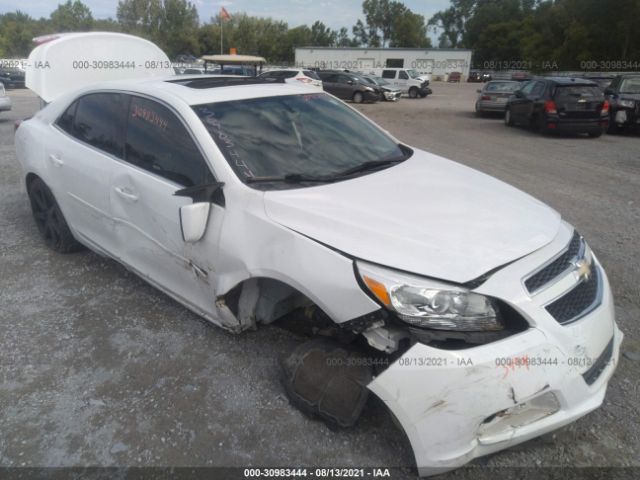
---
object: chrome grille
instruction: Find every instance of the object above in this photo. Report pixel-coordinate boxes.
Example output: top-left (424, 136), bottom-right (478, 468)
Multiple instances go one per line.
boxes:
top-left (525, 231), bottom-right (582, 293)
top-left (545, 267), bottom-right (601, 325)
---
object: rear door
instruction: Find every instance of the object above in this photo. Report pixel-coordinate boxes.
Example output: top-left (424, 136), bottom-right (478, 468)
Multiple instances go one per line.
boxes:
top-left (48, 92), bottom-right (126, 254)
top-left (110, 94), bottom-right (223, 318)
top-left (553, 84), bottom-right (604, 120)
top-left (509, 81), bottom-right (536, 120)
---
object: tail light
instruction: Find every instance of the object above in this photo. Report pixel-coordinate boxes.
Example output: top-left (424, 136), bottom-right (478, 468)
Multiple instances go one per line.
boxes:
top-left (297, 77), bottom-right (313, 84)
top-left (601, 100), bottom-right (610, 115)
top-left (544, 100), bottom-right (558, 114)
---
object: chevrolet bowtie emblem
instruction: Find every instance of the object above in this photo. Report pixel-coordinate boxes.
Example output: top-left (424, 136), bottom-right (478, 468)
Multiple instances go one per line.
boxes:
top-left (572, 257), bottom-right (592, 283)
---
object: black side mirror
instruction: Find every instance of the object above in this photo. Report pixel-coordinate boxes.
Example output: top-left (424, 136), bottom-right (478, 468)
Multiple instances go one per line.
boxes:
top-left (603, 88), bottom-right (614, 96)
top-left (514, 90), bottom-right (525, 98)
top-left (347, 80), bottom-right (354, 85)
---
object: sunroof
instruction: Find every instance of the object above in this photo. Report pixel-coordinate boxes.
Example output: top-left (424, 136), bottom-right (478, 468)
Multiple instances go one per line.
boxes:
top-left (167, 77), bottom-right (284, 89)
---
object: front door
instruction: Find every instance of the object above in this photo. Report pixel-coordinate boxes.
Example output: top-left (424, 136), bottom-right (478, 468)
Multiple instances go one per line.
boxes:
top-left (110, 94), bottom-right (224, 320)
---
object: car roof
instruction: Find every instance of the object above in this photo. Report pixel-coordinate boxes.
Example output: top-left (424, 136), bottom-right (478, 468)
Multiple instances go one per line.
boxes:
top-left (67, 75), bottom-right (319, 106)
top-left (543, 76), bottom-right (597, 85)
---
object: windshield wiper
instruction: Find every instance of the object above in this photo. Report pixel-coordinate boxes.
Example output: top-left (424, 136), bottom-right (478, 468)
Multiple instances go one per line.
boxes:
top-left (331, 158), bottom-right (406, 178)
top-left (245, 173), bottom-right (336, 184)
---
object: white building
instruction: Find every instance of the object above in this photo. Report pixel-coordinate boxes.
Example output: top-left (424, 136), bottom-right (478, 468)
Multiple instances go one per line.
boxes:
top-left (294, 47), bottom-right (473, 80)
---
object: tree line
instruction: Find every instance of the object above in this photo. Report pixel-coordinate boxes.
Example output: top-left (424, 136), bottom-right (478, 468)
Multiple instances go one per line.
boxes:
top-left (0, 0), bottom-right (431, 62)
top-left (1, 0), bottom-right (638, 70)
top-left (429, 0), bottom-right (640, 71)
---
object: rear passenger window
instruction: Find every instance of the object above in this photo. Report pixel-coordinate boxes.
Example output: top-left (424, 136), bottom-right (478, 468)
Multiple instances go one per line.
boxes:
top-left (56, 100), bottom-right (78, 134)
top-left (69, 93), bottom-right (125, 157)
top-left (125, 96), bottom-right (208, 187)
top-left (382, 70), bottom-right (396, 79)
top-left (303, 70), bottom-right (320, 80)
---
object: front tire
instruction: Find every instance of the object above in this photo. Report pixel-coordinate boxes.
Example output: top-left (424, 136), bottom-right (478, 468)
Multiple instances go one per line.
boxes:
top-left (28, 177), bottom-right (82, 253)
top-left (408, 87), bottom-right (418, 99)
top-left (352, 91), bottom-right (364, 104)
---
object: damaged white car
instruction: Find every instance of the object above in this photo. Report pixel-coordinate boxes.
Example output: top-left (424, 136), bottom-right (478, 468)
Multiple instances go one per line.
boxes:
top-left (16, 33), bottom-right (622, 476)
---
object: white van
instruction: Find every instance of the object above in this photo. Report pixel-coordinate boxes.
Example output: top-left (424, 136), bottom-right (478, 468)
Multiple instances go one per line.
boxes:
top-left (372, 67), bottom-right (431, 98)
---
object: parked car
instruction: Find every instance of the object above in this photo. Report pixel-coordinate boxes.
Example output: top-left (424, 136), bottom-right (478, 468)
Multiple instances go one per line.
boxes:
top-left (360, 75), bottom-right (402, 101)
top-left (18, 33), bottom-right (623, 477)
top-left (0, 67), bottom-right (25, 88)
top-left (317, 70), bottom-right (379, 103)
top-left (475, 80), bottom-right (521, 115)
top-left (258, 68), bottom-right (323, 90)
top-left (468, 70), bottom-right (492, 83)
top-left (0, 83), bottom-right (12, 113)
top-left (372, 67), bottom-right (431, 98)
top-left (505, 77), bottom-right (609, 137)
top-left (604, 74), bottom-right (640, 133)
top-left (447, 71), bottom-right (462, 83)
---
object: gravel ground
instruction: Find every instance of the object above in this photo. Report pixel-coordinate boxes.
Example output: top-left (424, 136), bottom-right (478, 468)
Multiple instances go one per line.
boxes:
top-left (0, 84), bottom-right (638, 480)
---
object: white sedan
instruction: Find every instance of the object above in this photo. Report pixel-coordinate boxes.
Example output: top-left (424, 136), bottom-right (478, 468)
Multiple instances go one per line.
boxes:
top-left (258, 68), bottom-right (323, 90)
top-left (16, 35), bottom-right (622, 477)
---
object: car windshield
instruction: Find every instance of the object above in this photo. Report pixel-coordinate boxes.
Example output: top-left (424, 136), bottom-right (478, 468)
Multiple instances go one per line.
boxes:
top-left (193, 93), bottom-right (407, 187)
top-left (363, 77), bottom-right (377, 85)
top-left (373, 76), bottom-right (389, 86)
top-left (485, 82), bottom-right (520, 92)
top-left (407, 69), bottom-right (421, 79)
top-left (620, 77), bottom-right (640, 94)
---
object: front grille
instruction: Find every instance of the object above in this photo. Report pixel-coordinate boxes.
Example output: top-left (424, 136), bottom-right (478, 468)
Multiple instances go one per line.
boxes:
top-left (525, 231), bottom-right (582, 293)
top-left (582, 337), bottom-right (614, 386)
top-left (545, 267), bottom-right (601, 325)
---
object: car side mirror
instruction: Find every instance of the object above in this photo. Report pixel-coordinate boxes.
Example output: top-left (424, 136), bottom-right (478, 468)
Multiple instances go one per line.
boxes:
top-left (514, 90), bottom-right (524, 98)
top-left (603, 88), bottom-right (614, 96)
top-left (347, 80), bottom-right (354, 85)
top-left (174, 181), bottom-right (225, 243)
top-left (179, 203), bottom-right (210, 243)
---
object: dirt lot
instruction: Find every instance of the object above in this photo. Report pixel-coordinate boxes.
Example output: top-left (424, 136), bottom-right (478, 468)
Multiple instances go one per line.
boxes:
top-left (0, 83), bottom-right (638, 479)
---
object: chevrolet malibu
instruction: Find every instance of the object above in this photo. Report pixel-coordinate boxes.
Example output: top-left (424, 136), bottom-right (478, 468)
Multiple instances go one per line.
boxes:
top-left (16, 35), bottom-right (622, 477)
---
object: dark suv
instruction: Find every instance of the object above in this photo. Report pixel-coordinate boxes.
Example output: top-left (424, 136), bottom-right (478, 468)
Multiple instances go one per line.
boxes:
top-left (604, 74), bottom-right (640, 133)
top-left (505, 77), bottom-right (609, 137)
top-left (316, 71), bottom-right (380, 103)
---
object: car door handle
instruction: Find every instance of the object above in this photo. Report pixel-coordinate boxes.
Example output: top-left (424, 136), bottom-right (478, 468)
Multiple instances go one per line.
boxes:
top-left (114, 186), bottom-right (139, 202)
top-left (48, 153), bottom-right (64, 167)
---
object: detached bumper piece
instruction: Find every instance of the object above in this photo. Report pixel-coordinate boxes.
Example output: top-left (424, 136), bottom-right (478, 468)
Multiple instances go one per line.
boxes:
top-left (281, 339), bottom-right (373, 428)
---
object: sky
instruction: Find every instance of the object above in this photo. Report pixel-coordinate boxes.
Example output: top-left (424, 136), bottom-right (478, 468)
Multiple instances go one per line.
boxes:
top-left (0, 0), bottom-right (451, 32)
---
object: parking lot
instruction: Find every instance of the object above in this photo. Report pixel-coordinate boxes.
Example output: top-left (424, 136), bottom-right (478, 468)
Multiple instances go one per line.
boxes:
top-left (1, 82), bottom-right (638, 478)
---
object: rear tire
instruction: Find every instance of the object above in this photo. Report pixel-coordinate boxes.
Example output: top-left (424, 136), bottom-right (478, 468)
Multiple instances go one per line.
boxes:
top-left (27, 177), bottom-right (83, 253)
top-left (352, 91), bottom-right (364, 104)
top-left (607, 115), bottom-right (623, 134)
top-left (504, 108), bottom-right (514, 126)
top-left (408, 87), bottom-right (418, 99)
top-left (588, 130), bottom-right (603, 138)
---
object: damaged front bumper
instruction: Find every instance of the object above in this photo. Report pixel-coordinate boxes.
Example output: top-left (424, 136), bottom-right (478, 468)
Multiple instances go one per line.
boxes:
top-left (367, 249), bottom-right (622, 476)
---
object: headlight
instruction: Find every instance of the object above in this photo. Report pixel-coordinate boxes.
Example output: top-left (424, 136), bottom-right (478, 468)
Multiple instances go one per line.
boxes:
top-left (356, 261), bottom-right (503, 331)
top-left (619, 99), bottom-right (635, 108)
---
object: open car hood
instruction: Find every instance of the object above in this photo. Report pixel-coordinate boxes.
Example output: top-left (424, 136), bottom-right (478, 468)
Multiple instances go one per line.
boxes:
top-left (264, 149), bottom-right (562, 284)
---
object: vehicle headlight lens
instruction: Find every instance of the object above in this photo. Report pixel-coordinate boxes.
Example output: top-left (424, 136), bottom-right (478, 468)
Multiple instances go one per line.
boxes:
top-left (619, 99), bottom-right (635, 108)
top-left (356, 261), bottom-right (502, 331)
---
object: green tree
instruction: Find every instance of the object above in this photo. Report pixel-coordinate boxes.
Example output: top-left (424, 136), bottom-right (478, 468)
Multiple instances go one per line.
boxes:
top-left (310, 21), bottom-right (336, 46)
top-left (50, 0), bottom-right (94, 32)
top-left (0, 11), bottom-right (41, 57)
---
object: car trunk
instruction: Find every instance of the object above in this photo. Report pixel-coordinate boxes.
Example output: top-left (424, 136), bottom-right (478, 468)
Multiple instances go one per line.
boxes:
top-left (553, 85), bottom-right (604, 119)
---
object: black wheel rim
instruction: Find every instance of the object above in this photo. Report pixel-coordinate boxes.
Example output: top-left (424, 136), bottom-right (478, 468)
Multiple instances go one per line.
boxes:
top-left (30, 183), bottom-right (62, 249)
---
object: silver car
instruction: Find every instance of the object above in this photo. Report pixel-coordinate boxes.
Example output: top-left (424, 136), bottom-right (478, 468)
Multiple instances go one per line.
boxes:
top-left (0, 83), bottom-right (12, 112)
top-left (475, 80), bottom-right (520, 115)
